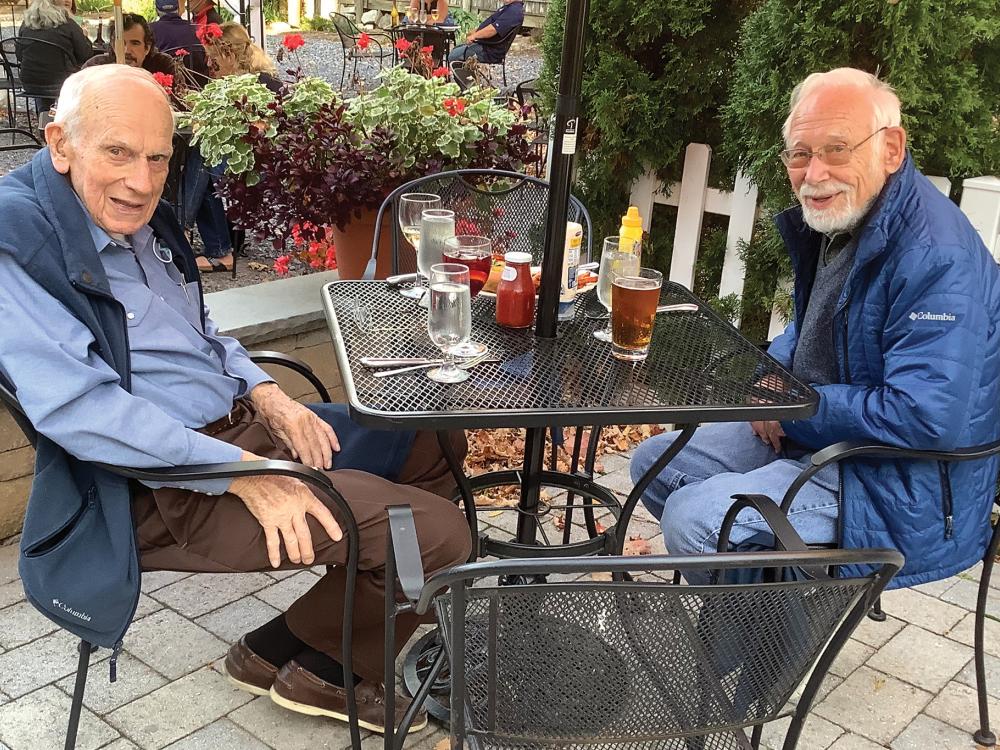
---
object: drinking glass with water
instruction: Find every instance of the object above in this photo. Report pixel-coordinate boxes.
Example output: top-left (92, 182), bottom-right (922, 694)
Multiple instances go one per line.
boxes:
top-left (593, 236), bottom-right (640, 342)
top-left (427, 263), bottom-right (472, 383)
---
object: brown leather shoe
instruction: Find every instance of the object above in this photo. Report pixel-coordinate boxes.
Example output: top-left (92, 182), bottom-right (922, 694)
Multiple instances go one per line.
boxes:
top-left (269, 660), bottom-right (428, 734)
top-left (224, 637), bottom-right (279, 696)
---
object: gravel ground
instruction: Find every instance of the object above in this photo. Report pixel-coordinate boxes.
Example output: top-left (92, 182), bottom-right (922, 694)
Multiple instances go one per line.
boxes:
top-left (1, 28), bottom-right (543, 291)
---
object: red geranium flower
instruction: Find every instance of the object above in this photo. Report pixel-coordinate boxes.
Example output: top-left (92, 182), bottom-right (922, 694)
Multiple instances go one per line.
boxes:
top-left (431, 65), bottom-right (449, 78)
top-left (274, 255), bottom-right (291, 276)
top-left (173, 48), bottom-right (189, 57)
top-left (357, 32), bottom-right (370, 50)
top-left (394, 37), bottom-right (412, 53)
top-left (443, 97), bottom-right (466, 116)
top-left (152, 72), bottom-right (174, 90)
top-left (282, 33), bottom-right (305, 51)
top-left (421, 44), bottom-right (433, 54)
top-left (196, 22), bottom-right (223, 44)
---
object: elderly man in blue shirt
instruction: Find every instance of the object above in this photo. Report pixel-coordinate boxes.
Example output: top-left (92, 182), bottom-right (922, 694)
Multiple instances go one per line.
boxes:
top-left (447, 0), bottom-right (522, 64)
top-left (0, 64), bottom-right (471, 735)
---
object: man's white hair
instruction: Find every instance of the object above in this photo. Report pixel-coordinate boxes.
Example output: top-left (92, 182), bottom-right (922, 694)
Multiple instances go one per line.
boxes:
top-left (22, 0), bottom-right (70, 30)
top-left (54, 65), bottom-right (171, 143)
top-left (782, 67), bottom-right (902, 145)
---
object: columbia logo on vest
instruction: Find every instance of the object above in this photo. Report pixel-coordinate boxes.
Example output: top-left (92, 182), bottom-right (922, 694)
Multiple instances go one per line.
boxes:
top-left (909, 311), bottom-right (957, 322)
top-left (52, 598), bottom-right (92, 622)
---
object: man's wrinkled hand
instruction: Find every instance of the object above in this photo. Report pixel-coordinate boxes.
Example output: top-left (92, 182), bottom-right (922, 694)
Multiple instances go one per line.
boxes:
top-left (230, 453), bottom-right (343, 568)
top-left (750, 420), bottom-right (785, 454)
top-left (251, 383), bottom-right (339, 470)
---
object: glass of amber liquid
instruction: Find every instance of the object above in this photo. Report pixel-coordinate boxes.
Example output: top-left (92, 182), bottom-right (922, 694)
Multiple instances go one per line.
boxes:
top-left (611, 268), bottom-right (662, 361)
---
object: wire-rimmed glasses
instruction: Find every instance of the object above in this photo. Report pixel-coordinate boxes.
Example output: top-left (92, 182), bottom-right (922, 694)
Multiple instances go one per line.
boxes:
top-left (779, 126), bottom-right (888, 170)
top-left (398, 193), bottom-right (441, 300)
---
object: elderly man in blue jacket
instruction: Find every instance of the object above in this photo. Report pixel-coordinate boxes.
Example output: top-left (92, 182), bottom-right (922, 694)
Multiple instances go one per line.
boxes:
top-left (0, 65), bottom-right (471, 734)
top-left (631, 67), bottom-right (1000, 588)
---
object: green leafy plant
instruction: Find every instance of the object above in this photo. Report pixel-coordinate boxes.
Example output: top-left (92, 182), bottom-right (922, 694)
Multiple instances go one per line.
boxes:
top-left (449, 7), bottom-right (479, 37)
top-left (348, 65), bottom-right (517, 168)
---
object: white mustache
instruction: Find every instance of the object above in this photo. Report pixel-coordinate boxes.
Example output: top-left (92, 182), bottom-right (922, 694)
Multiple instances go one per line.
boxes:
top-left (799, 180), bottom-right (853, 200)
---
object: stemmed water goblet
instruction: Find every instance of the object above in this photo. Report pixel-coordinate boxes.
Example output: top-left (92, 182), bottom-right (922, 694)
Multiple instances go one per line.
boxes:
top-left (398, 193), bottom-right (441, 300)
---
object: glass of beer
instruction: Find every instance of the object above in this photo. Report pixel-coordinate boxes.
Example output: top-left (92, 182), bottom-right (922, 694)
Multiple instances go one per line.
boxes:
top-left (611, 268), bottom-right (662, 361)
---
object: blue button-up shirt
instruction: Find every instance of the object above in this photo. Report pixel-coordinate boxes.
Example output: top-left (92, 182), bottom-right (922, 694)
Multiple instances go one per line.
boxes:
top-left (0, 212), bottom-right (273, 494)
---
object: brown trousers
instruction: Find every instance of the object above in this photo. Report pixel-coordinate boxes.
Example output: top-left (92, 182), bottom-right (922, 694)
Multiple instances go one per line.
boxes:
top-left (132, 400), bottom-right (472, 681)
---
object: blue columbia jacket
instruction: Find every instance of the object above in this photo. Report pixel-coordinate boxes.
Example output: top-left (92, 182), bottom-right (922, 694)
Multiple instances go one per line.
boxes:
top-left (0, 150), bottom-right (202, 660)
top-left (770, 154), bottom-right (1000, 588)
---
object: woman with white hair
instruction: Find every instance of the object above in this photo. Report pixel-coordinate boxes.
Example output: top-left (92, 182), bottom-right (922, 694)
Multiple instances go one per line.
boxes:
top-left (17, 0), bottom-right (94, 103)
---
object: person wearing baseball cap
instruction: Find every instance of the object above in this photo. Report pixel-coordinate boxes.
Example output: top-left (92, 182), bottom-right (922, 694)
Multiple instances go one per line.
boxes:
top-left (151, 0), bottom-right (209, 83)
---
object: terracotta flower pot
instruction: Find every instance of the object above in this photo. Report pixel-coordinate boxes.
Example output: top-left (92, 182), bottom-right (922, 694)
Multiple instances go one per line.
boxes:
top-left (330, 208), bottom-right (398, 280)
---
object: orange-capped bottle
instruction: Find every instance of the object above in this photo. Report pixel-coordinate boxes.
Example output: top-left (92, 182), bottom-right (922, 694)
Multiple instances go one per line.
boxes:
top-left (495, 252), bottom-right (535, 328)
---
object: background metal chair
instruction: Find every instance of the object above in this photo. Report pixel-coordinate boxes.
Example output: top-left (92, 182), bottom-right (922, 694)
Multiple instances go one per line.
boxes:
top-left (0, 37), bottom-right (30, 130)
top-left (383, 501), bottom-right (903, 750)
top-left (10, 36), bottom-right (76, 120)
top-left (758, 439), bottom-right (1000, 747)
top-left (330, 12), bottom-right (393, 90)
top-left (515, 78), bottom-right (548, 177)
top-left (0, 126), bottom-right (41, 150)
top-left (472, 25), bottom-right (520, 87)
top-left (0, 352), bottom-right (364, 750)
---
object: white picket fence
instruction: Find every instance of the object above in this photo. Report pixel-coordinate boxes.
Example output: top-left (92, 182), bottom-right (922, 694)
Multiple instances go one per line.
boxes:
top-left (628, 143), bottom-right (1000, 339)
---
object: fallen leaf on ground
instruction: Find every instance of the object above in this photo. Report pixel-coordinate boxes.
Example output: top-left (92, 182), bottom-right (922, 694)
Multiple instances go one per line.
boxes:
top-left (433, 739), bottom-right (450, 750)
top-left (247, 261), bottom-right (270, 271)
top-left (623, 537), bottom-right (653, 556)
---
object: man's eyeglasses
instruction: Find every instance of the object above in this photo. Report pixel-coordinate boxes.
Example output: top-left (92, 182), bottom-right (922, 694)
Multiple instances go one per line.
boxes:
top-left (780, 126), bottom-right (888, 169)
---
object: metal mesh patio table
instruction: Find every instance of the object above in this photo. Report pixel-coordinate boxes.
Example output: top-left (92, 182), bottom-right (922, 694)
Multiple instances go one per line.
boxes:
top-left (324, 278), bottom-right (817, 720)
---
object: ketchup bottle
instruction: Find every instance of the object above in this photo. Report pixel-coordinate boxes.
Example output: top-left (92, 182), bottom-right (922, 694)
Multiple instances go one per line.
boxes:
top-left (495, 251), bottom-right (535, 328)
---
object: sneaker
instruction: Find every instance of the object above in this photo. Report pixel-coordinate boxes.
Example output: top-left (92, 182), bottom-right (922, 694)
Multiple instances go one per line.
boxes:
top-left (269, 659), bottom-right (428, 734)
top-left (223, 637), bottom-right (279, 696)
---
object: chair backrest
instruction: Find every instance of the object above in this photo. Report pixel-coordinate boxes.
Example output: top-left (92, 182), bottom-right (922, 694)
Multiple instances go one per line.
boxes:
top-left (368, 169), bottom-right (593, 277)
top-left (330, 12), bottom-right (359, 48)
top-left (12, 36), bottom-right (74, 96)
top-left (428, 549), bottom-right (902, 749)
top-left (0, 374), bottom-right (37, 448)
top-left (0, 37), bottom-right (21, 78)
top-left (449, 59), bottom-right (473, 92)
top-left (0, 127), bottom-right (43, 152)
top-left (480, 24), bottom-right (519, 60)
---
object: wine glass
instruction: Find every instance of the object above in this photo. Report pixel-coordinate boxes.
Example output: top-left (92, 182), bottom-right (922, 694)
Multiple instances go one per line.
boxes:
top-left (398, 193), bottom-right (441, 300)
top-left (418, 4), bottom-right (427, 23)
top-left (431, 8), bottom-right (439, 22)
top-left (593, 236), bottom-right (640, 341)
top-left (443, 235), bottom-right (491, 357)
top-left (406, 4), bottom-right (417, 22)
top-left (427, 263), bottom-right (472, 383)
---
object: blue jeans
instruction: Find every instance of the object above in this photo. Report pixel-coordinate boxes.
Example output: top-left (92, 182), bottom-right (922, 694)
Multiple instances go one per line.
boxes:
top-left (630, 422), bottom-right (839, 576)
top-left (306, 403), bottom-right (416, 480)
top-left (183, 149), bottom-right (232, 258)
top-left (448, 42), bottom-right (487, 63)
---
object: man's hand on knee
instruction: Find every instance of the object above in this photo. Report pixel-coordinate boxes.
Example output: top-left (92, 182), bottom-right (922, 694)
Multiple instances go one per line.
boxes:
top-left (750, 420), bottom-right (785, 453)
top-left (230, 452), bottom-right (344, 567)
top-left (250, 382), bottom-right (340, 470)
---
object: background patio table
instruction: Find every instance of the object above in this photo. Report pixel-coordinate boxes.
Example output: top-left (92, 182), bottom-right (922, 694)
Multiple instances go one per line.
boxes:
top-left (323, 278), bottom-right (818, 559)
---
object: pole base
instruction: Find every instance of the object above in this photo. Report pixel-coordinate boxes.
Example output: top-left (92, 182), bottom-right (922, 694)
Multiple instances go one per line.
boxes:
top-left (974, 728), bottom-right (996, 747)
top-left (867, 609), bottom-right (887, 623)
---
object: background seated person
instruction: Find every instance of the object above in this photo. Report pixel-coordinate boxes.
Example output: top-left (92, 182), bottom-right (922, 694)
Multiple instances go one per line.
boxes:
top-left (185, 22), bottom-right (280, 274)
top-left (403, 0), bottom-right (454, 26)
top-left (151, 0), bottom-right (210, 85)
top-left (629, 67), bottom-right (1000, 590)
top-left (447, 0), bottom-right (521, 64)
top-left (17, 0), bottom-right (94, 105)
top-left (83, 12), bottom-right (177, 77)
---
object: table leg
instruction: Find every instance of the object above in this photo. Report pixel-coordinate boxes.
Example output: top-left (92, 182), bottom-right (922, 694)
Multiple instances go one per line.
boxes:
top-left (516, 426), bottom-right (548, 546)
top-left (611, 424), bottom-right (697, 555)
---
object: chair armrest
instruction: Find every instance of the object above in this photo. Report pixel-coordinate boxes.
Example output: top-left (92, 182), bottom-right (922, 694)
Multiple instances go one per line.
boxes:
top-left (781, 438), bottom-right (1000, 512)
top-left (248, 350), bottom-right (331, 403)
top-left (717, 493), bottom-right (829, 580)
top-left (387, 505), bottom-right (425, 603)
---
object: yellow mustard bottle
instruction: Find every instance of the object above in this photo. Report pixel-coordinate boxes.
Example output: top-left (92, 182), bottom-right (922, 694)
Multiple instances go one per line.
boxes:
top-left (619, 205), bottom-right (643, 256)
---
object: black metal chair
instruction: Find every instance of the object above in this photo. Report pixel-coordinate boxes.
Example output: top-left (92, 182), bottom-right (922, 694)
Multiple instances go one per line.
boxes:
top-left (758, 440), bottom-right (1000, 747)
top-left (392, 25), bottom-right (448, 67)
top-left (10, 36), bottom-right (76, 121)
top-left (449, 58), bottom-right (474, 92)
top-left (383, 501), bottom-right (903, 750)
top-left (0, 126), bottom-right (42, 151)
top-left (0, 37), bottom-right (29, 130)
top-left (330, 12), bottom-right (394, 90)
top-left (0, 352), bottom-right (365, 750)
top-left (453, 25), bottom-right (519, 87)
top-left (366, 168), bottom-right (592, 278)
top-left (515, 78), bottom-right (548, 177)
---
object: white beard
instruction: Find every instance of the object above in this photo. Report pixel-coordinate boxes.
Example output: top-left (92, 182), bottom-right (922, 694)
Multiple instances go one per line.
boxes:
top-left (798, 179), bottom-right (875, 234)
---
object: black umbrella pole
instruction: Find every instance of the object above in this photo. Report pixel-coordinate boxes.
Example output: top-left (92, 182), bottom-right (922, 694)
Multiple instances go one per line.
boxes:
top-left (535, 0), bottom-right (589, 338)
